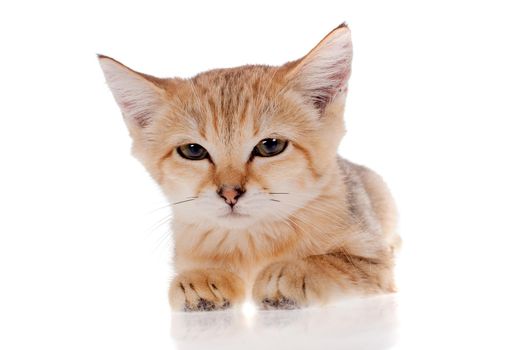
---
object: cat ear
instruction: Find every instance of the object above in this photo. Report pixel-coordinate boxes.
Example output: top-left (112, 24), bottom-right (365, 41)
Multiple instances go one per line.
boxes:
top-left (285, 23), bottom-right (352, 113)
top-left (98, 55), bottom-right (167, 128)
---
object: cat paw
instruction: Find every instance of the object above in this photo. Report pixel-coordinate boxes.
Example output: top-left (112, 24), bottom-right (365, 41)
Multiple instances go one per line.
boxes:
top-left (252, 261), bottom-right (310, 310)
top-left (169, 269), bottom-right (245, 312)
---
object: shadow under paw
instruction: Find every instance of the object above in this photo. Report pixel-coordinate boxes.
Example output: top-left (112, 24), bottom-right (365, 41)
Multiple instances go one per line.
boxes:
top-left (260, 297), bottom-right (300, 310)
top-left (184, 298), bottom-right (231, 312)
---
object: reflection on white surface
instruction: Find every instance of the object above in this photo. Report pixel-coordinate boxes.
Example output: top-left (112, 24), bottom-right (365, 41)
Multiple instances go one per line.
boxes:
top-left (171, 295), bottom-right (398, 350)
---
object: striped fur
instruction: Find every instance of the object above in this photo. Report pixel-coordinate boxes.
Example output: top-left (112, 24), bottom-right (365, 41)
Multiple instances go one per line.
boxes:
top-left (99, 24), bottom-right (400, 311)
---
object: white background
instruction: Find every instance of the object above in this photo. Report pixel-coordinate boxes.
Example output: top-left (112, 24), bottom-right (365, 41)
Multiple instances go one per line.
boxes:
top-left (1, 1), bottom-right (524, 349)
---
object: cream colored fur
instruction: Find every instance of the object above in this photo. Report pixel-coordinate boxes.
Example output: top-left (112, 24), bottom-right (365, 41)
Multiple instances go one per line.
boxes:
top-left (99, 23), bottom-right (400, 311)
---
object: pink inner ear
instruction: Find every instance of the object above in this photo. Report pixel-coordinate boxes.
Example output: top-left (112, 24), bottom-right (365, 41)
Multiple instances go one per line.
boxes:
top-left (311, 60), bottom-right (351, 112)
top-left (132, 111), bottom-right (152, 128)
top-left (120, 100), bottom-right (152, 128)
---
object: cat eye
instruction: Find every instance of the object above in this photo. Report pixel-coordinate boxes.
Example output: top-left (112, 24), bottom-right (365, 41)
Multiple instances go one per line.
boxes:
top-left (177, 143), bottom-right (209, 160)
top-left (253, 138), bottom-right (288, 157)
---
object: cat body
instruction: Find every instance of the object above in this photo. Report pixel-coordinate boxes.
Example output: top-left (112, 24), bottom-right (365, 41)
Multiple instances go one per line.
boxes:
top-left (99, 24), bottom-right (400, 311)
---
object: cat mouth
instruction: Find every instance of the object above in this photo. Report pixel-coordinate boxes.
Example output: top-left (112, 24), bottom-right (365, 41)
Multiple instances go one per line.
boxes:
top-left (220, 210), bottom-right (249, 218)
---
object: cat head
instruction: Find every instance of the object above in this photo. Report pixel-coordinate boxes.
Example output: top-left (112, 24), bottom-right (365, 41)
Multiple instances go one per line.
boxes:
top-left (99, 24), bottom-right (352, 229)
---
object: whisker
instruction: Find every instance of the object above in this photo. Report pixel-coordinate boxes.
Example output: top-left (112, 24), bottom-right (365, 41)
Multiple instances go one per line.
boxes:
top-left (146, 204), bottom-right (172, 214)
top-left (270, 199), bottom-right (280, 202)
top-left (147, 196), bottom-right (198, 213)
top-left (149, 213), bottom-right (172, 231)
top-left (152, 229), bottom-right (173, 254)
top-left (170, 198), bottom-right (196, 206)
top-left (268, 192), bottom-right (289, 195)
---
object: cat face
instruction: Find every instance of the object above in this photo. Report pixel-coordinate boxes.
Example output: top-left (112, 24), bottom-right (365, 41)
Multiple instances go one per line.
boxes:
top-left (99, 24), bottom-right (352, 229)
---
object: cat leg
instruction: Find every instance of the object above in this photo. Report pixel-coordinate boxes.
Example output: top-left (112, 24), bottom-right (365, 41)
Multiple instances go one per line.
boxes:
top-left (252, 252), bottom-right (395, 310)
top-left (169, 268), bottom-right (245, 311)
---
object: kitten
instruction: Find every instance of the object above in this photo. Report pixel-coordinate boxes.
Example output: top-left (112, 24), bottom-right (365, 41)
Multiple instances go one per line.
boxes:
top-left (99, 23), bottom-right (400, 311)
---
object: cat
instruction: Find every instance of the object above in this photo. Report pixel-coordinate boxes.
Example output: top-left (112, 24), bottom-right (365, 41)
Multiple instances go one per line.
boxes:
top-left (98, 23), bottom-right (400, 311)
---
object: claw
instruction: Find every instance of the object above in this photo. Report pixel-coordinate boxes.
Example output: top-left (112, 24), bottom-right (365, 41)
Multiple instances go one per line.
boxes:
top-left (197, 298), bottom-right (216, 311)
top-left (183, 298), bottom-right (232, 312)
top-left (261, 297), bottom-right (299, 310)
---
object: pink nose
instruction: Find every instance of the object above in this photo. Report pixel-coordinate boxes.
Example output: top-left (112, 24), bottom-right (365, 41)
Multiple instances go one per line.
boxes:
top-left (218, 185), bottom-right (245, 206)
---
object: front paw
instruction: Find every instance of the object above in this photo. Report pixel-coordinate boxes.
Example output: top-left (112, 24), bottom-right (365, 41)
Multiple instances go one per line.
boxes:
top-left (169, 269), bottom-right (245, 312)
top-left (252, 260), bottom-right (311, 310)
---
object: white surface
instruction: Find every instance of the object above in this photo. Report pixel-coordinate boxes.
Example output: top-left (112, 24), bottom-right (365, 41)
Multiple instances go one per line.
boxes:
top-left (1, 0), bottom-right (525, 349)
top-left (172, 296), bottom-right (398, 350)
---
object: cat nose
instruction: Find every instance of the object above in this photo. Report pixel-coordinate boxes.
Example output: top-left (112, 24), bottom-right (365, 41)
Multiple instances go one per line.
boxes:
top-left (217, 185), bottom-right (245, 207)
